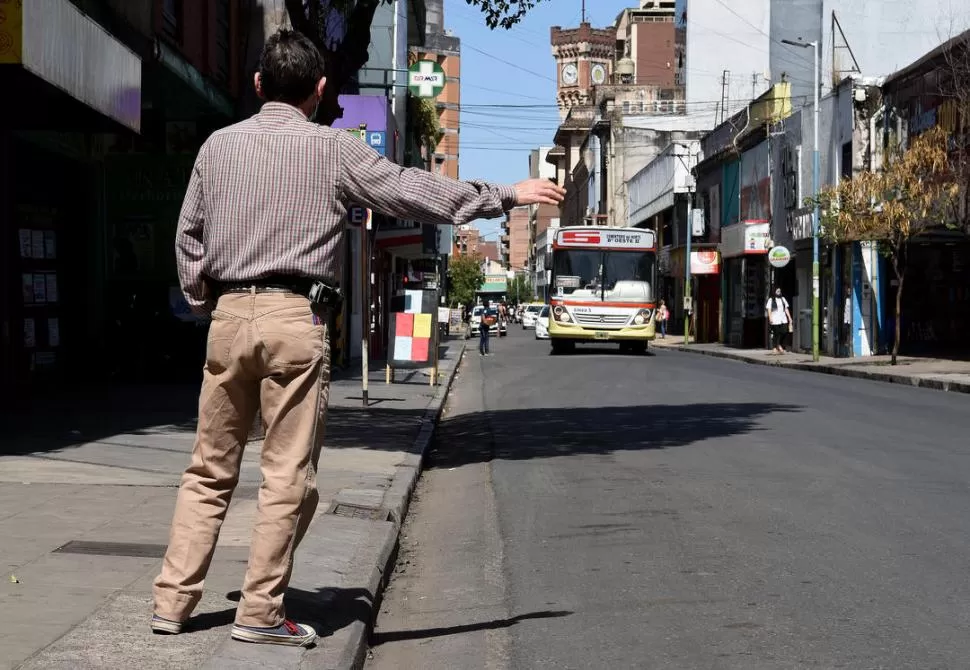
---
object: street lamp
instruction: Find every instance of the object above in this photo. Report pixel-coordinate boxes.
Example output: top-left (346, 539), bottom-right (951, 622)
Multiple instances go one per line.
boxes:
top-left (782, 38), bottom-right (820, 362)
top-left (674, 143), bottom-right (696, 346)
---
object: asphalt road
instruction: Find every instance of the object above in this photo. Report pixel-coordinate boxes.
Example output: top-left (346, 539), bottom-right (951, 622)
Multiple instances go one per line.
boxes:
top-left (367, 328), bottom-right (970, 670)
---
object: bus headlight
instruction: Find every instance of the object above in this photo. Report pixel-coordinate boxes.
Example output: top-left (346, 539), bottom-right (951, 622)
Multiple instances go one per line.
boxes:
top-left (633, 308), bottom-right (652, 325)
top-left (553, 306), bottom-right (571, 323)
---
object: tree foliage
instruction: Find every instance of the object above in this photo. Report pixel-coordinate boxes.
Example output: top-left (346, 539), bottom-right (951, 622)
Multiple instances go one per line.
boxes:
top-left (284, 0), bottom-right (546, 125)
top-left (448, 253), bottom-right (485, 307)
top-left (813, 125), bottom-right (960, 362)
top-left (508, 274), bottom-right (534, 303)
top-left (940, 31), bottom-right (970, 231)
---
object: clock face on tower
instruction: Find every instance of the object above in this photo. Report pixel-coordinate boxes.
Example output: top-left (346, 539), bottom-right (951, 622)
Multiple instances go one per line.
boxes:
top-left (561, 63), bottom-right (578, 86)
top-left (591, 63), bottom-right (606, 85)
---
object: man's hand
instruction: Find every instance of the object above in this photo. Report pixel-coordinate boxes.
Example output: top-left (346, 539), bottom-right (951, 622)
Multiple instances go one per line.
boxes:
top-left (514, 178), bottom-right (566, 206)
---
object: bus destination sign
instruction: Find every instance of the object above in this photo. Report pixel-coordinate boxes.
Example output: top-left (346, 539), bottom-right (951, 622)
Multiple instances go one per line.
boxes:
top-left (555, 228), bottom-right (656, 250)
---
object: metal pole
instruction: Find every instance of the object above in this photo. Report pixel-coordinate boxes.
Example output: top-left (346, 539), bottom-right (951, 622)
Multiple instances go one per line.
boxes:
top-left (355, 125), bottom-right (370, 406)
top-left (811, 41), bottom-right (821, 362)
top-left (361, 219), bottom-right (370, 406)
top-left (685, 185), bottom-right (692, 346)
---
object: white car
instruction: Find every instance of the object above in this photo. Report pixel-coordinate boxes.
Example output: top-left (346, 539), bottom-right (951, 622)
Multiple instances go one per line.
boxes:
top-left (467, 306), bottom-right (505, 337)
top-left (534, 305), bottom-right (550, 339)
top-left (467, 305), bottom-right (484, 337)
top-left (521, 304), bottom-right (543, 329)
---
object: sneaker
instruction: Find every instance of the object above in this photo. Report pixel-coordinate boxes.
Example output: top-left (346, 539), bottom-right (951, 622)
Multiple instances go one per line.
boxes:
top-left (151, 614), bottom-right (184, 635)
top-left (231, 620), bottom-right (317, 647)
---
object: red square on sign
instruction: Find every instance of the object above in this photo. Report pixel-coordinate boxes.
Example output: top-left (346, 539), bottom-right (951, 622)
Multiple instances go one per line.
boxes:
top-left (410, 337), bottom-right (429, 362)
top-left (395, 313), bottom-right (414, 337)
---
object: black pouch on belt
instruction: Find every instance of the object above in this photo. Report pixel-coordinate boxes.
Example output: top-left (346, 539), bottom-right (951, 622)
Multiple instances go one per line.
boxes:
top-left (308, 280), bottom-right (343, 309)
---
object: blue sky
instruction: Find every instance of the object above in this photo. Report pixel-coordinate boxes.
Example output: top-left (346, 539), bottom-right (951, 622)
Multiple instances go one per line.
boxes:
top-left (446, 0), bottom-right (636, 242)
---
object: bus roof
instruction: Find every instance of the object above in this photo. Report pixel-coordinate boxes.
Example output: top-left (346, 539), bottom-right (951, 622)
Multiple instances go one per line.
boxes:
top-left (553, 227), bottom-right (656, 251)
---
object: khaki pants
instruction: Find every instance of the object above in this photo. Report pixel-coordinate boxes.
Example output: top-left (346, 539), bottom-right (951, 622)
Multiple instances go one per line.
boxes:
top-left (153, 291), bottom-right (330, 628)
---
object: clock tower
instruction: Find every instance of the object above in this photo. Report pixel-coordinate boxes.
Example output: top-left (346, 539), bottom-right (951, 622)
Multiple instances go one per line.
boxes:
top-left (551, 22), bottom-right (615, 120)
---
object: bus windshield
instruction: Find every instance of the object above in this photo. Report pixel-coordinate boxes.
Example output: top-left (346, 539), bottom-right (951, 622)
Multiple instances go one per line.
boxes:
top-left (553, 249), bottom-right (655, 303)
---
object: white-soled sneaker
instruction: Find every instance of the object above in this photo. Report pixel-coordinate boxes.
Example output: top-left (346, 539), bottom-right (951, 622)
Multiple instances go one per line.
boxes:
top-left (151, 614), bottom-right (184, 635)
top-left (231, 619), bottom-right (317, 647)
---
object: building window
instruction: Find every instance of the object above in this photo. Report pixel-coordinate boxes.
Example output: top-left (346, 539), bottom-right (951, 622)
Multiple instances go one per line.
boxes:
top-left (215, 0), bottom-right (231, 83)
top-left (163, 0), bottom-right (181, 42)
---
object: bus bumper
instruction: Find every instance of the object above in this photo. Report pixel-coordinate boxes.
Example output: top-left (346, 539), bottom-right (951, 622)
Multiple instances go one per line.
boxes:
top-left (548, 319), bottom-right (656, 341)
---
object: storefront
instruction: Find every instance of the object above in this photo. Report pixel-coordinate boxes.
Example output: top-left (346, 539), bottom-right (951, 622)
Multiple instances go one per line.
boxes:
top-left (720, 221), bottom-right (770, 348)
top-left (892, 235), bottom-right (970, 356)
top-left (0, 0), bottom-right (142, 402)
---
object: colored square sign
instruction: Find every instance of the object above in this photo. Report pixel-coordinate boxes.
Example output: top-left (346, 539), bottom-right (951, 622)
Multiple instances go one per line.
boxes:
top-left (408, 60), bottom-right (446, 98)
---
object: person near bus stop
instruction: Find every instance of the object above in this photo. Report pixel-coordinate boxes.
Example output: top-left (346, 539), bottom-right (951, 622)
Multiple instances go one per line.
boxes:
top-left (151, 29), bottom-right (564, 648)
top-left (765, 286), bottom-right (793, 354)
top-left (657, 299), bottom-right (669, 339)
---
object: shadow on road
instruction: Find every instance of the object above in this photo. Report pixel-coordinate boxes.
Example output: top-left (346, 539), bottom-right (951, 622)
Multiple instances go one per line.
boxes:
top-left (428, 403), bottom-right (801, 468)
top-left (370, 610), bottom-right (573, 645)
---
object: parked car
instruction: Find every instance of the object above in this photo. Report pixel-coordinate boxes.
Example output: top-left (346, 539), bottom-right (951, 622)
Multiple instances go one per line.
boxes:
top-left (534, 305), bottom-right (550, 339)
top-left (469, 306), bottom-right (506, 337)
top-left (467, 305), bottom-right (485, 338)
top-left (521, 303), bottom-right (544, 329)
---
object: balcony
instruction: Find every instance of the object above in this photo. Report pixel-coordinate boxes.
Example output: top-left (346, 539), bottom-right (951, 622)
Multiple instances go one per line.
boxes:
top-left (501, 234), bottom-right (509, 244)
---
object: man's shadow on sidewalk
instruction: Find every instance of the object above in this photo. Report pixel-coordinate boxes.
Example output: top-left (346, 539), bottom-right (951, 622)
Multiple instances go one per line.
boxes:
top-left (187, 587), bottom-right (376, 639)
top-left (184, 588), bottom-right (567, 645)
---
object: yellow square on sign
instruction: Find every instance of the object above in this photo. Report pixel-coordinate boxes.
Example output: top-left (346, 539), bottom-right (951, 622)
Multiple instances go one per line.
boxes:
top-left (414, 313), bottom-right (432, 338)
top-left (0, 0), bottom-right (23, 65)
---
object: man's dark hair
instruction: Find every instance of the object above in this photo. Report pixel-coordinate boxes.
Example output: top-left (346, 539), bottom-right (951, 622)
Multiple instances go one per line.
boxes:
top-left (258, 29), bottom-right (326, 105)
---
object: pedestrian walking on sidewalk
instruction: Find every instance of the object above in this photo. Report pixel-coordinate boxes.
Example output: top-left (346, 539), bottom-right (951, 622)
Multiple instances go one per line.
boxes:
top-left (765, 287), bottom-right (793, 354)
top-left (152, 29), bottom-right (564, 648)
top-left (657, 299), bottom-right (669, 338)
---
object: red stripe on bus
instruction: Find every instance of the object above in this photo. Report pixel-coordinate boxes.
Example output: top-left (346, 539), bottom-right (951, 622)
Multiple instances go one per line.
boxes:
top-left (551, 300), bottom-right (657, 308)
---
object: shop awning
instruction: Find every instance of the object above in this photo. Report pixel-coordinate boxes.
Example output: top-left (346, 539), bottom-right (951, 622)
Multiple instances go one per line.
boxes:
top-left (2, 0), bottom-right (142, 132)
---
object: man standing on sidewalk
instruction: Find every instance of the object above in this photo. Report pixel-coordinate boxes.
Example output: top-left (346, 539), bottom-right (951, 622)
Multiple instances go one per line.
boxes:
top-left (151, 29), bottom-right (564, 648)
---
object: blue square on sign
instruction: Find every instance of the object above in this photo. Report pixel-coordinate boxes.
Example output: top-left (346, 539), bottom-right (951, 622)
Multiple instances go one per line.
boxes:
top-left (369, 133), bottom-right (382, 146)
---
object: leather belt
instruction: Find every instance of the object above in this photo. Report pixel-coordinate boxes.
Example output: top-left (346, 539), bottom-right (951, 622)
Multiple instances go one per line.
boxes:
top-left (215, 276), bottom-right (314, 296)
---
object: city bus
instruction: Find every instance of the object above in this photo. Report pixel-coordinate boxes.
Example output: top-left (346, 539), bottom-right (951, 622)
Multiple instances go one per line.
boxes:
top-left (547, 226), bottom-right (658, 354)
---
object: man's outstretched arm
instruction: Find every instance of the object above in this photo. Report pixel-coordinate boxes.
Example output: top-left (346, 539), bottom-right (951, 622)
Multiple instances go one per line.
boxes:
top-left (336, 133), bottom-right (564, 224)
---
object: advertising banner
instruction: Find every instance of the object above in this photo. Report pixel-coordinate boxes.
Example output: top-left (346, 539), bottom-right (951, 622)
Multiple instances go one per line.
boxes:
top-left (690, 250), bottom-right (721, 275)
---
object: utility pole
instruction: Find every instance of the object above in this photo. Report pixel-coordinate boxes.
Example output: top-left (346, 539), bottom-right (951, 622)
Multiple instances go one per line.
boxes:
top-left (719, 70), bottom-right (730, 124)
top-left (782, 39), bottom-right (821, 361)
top-left (674, 143), bottom-right (695, 346)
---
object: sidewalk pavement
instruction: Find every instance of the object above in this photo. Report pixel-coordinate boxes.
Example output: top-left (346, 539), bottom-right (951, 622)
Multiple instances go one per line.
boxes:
top-left (650, 336), bottom-right (970, 394)
top-left (0, 340), bottom-right (465, 670)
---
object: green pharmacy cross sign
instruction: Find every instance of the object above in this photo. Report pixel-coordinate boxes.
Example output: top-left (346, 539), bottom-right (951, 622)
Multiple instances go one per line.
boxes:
top-left (408, 60), bottom-right (446, 98)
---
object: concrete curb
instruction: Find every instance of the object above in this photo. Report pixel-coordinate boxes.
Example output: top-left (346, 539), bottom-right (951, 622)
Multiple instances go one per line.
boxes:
top-left (337, 341), bottom-right (467, 670)
top-left (672, 345), bottom-right (970, 394)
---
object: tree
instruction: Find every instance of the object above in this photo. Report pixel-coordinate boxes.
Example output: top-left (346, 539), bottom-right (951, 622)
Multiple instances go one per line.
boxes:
top-left (940, 30), bottom-right (970, 231)
top-left (813, 126), bottom-right (960, 364)
top-left (283, 0), bottom-right (547, 126)
top-left (509, 274), bottom-right (534, 303)
top-left (448, 253), bottom-right (485, 308)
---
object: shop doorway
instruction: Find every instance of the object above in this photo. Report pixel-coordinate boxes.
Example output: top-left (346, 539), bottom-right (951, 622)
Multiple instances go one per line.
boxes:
top-left (6, 138), bottom-right (95, 396)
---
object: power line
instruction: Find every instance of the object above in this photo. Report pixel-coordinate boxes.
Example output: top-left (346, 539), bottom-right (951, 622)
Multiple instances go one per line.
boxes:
top-left (461, 42), bottom-right (557, 83)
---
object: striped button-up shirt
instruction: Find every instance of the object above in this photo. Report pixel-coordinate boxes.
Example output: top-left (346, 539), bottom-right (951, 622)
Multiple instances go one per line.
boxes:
top-left (175, 102), bottom-right (516, 310)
